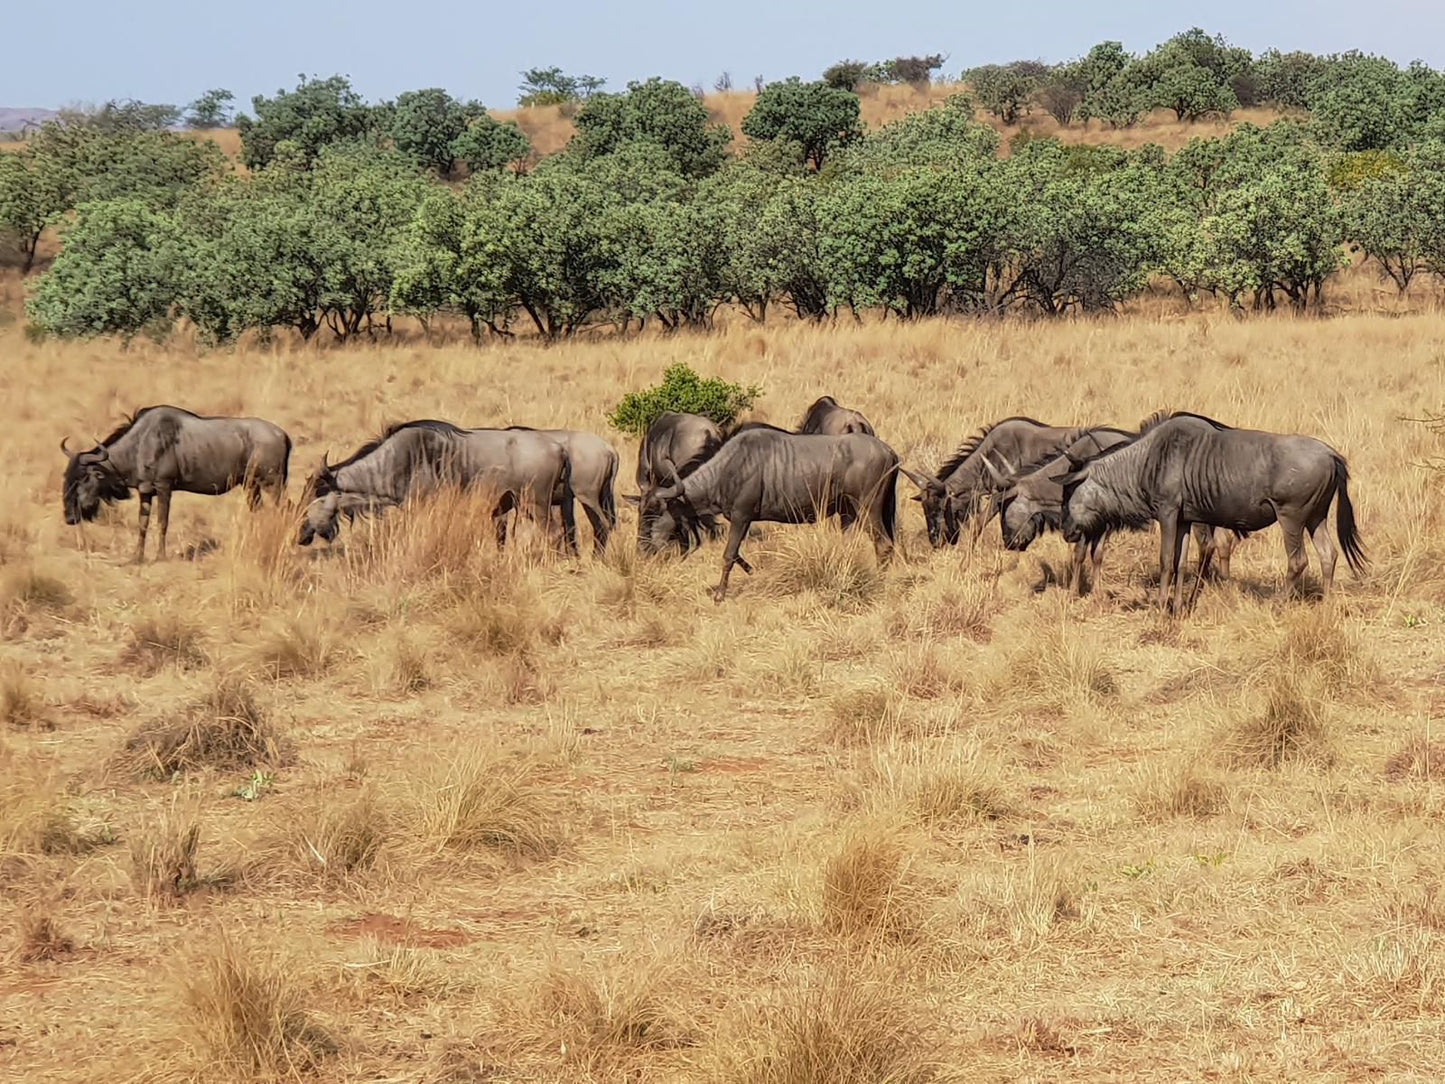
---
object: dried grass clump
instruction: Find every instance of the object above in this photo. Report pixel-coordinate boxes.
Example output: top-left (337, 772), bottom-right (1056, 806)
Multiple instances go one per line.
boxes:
top-left (249, 790), bottom-right (390, 887)
top-left (978, 849), bottom-right (1084, 944)
top-left (0, 662), bottom-right (45, 728)
top-left (11, 909), bottom-right (76, 963)
top-left (1, 565), bottom-right (72, 617)
top-left (869, 744), bottom-right (1010, 828)
top-left (1222, 670), bottom-right (1335, 769)
top-left (706, 966), bottom-right (931, 1084)
top-left (251, 613), bottom-right (335, 679)
top-left (119, 676), bottom-right (289, 779)
top-left (179, 937), bottom-right (337, 1078)
top-left (763, 527), bottom-right (884, 612)
top-left (129, 805), bottom-right (204, 902)
top-left (0, 756), bottom-right (100, 864)
top-left (982, 617), bottom-right (1118, 715)
top-left (341, 937), bottom-right (472, 1004)
top-left (409, 750), bottom-right (564, 860)
top-left (1272, 606), bottom-right (1381, 697)
top-left (888, 644), bottom-right (962, 702)
top-left (1384, 737), bottom-right (1445, 782)
top-left (890, 579), bottom-right (998, 642)
top-left (538, 959), bottom-right (697, 1067)
top-left (1132, 757), bottom-right (1228, 821)
top-left (820, 824), bottom-right (922, 941)
top-left (384, 637), bottom-right (432, 695)
top-left (827, 684), bottom-right (903, 745)
top-left (1340, 931), bottom-right (1443, 1015)
top-left (122, 612), bottom-right (207, 674)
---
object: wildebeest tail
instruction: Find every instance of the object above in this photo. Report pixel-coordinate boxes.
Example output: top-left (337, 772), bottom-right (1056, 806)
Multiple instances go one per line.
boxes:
top-left (280, 432), bottom-right (293, 489)
top-left (1333, 455), bottom-right (1367, 574)
top-left (880, 465), bottom-right (898, 545)
top-left (600, 450), bottom-right (618, 529)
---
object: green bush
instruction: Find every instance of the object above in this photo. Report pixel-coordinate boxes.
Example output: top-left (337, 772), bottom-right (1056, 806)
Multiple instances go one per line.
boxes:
top-left (607, 363), bottom-right (761, 437)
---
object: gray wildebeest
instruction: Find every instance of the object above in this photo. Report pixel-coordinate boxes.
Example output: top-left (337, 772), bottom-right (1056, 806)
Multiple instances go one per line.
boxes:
top-left (1057, 412), bottom-right (1364, 613)
top-left (507, 427), bottom-right (618, 554)
top-left (61, 405), bottom-right (291, 562)
top-left (635, 425), bottom-right (899, 602)
top-left (629, 411), bottom-right (727, 553)
top-left (298, 420), bottom-right (573, 549)
top-left (904, 417), bottom-right (1077, 547)
top-left (994, 424), bottom-right (1236, 594)
top-left (796, 396), bottom-right (876, 436)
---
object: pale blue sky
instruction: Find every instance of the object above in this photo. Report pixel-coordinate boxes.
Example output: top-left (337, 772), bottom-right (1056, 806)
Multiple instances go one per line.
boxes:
top-left (4, 1), bottom-right (1443, 111)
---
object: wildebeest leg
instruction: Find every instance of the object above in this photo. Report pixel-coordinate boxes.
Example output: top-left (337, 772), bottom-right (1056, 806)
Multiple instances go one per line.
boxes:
top-left (710, 518), bottom-right (752, 603)
top-left (580, 499), bottom-right (609, 555)
top-left (154, 487), bottom-right (172, 561)
top-left (1281, 518), bottom-right (1309, 598)
top-left (1088, 539), bottom-right (1105, 595)
top-left (1212, 529), bottom-right (1235, 580)
top-left (557, 488), bottom-right (578, 556)
top-left (134, 491), bottom-right (153, 564)
top-left (1157, 514), bottom-right (1186, 614)
top-left (865, 498), bottom-right (894, 566)
top-left (493, 494), bottom-right (514, 548)
top-left (1309, 516), bottom-right (1336, 598)
top-left (1067, 539), bottom-right (1086, 594)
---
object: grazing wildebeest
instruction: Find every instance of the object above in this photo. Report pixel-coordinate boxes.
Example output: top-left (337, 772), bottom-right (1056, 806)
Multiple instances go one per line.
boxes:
top-left (507, 427), bottom-right (618, 554)
top-left (636, 425), bottom-right (899, 601)
top-left (61, 405), bottom-right (291, 562)
top-left (298, 420), bottom-right (573, 549)
top-left (1058, 412), bottom-right (1365, 613)
top-left (904, 417), bottom-right (1077, 547)
top-left (629, 411), bottom-right (727, 552)
top-left (796, 396), bottom-right (876, 436)
top-left (994, 424), bottom-right (1236, 594)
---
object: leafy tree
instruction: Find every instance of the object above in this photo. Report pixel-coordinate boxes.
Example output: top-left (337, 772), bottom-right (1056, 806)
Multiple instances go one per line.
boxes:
top-left (0, 149), bottom-right (67, 272)
top-left (1308, 53), bottom-right (1413, 151)
top-left (27, 200), bottom-right (188, 338)
top-left (236, 75), bottom-right (384, 170)
top-left (1035, 62), bottom-right (1088, 126)
top-left (186, 89), bottom-right (234, 129)
top-left (517, 67), bottom-right (605, 107)
top-left (838, 95), bottom-right (998, 171)
top-left (1136, 29), bottom-right (1247, 121)
top-left (608, 363), bottom-right (760, 437)
top-left (1075, 41), bottom-right (1147, 128)
top-left (572, 78), bottom-right (731, 178)
top-left (742, 78), bottom-right (861, 170)
top-left (390, 185), bottom-right (512, 338)
top-left (880, 55), bottom-right (947, 86)
top-left (823, 59), bottom-right (871, 91)
top-left (62, 99), bottom-right (181, 133)
top-left (1338, 142), bottom-right (1445, 292)
top-left (390, 88), bottom-right (482, 175)
top-left (967, 63), bottom-right (1040, 125)
top-left (1254, 49), bottom-right (1329, 109)
top-left (451, 114), bottom-right (531, 174)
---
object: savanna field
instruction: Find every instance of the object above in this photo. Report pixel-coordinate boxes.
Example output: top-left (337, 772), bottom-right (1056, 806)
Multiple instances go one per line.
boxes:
top-left (0, 296), bottom-right (1443, 1083)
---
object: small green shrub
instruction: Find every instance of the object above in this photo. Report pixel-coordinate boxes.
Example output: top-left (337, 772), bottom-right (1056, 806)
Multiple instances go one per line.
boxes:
top-left (607, 363), bottom-right (761, 437)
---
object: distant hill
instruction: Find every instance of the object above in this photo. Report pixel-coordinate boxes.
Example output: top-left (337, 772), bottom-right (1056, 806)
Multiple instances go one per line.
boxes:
top-left (0, 107), bottom-right (58, 133)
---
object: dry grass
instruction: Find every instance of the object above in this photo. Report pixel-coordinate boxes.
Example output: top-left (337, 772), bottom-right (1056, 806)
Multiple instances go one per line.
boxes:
top-left (178, 936), bottom-right (338, 1079)
top-left (118, 675), bottom-right (289, 779)
top-left (3, 309), bottom-right (1445, 1079)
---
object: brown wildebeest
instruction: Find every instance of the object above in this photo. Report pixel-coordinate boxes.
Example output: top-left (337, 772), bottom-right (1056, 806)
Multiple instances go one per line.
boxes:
top-left (298, 420), bottom-right (574, 550)
top-left (796, 396), bottom-right (876, 436)
top-left (507, 427), bottom-right (618, 554)
top-left (61, 405), bottom-right (291, 562)
top-left (1058, 412), bottom-right (1364, 613)
top-left (636, 425), bottom-right (899, 602)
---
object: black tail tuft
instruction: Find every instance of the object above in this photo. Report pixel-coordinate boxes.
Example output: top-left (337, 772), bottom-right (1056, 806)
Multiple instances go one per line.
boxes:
top-left (880, 465), bottom-right (899, 546)
top-left (1333, 456), bottom-right (1367, 575)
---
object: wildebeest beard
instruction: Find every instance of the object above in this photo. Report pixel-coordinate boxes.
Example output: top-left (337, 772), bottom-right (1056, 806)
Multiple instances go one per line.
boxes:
top-left (639, 489), bottom-right (705, 555)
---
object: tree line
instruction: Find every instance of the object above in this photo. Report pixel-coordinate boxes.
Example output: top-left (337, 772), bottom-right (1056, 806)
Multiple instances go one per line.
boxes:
top-left (4, 29), bottom-right (1445, 342)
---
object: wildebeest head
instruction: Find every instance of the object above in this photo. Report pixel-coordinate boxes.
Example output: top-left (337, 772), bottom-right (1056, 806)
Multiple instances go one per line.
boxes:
top-left (297, 493), bottom-right (343, 546)
top-left (1057, 459), bottom-right (1106, 544)
top-left (60, 439), bottom-right (129, 525)
top-left (634, 483), bottom-right (702, 556)
top-left (302, 452), bottom-right (340, 503)
top-left (902, 469), bottom-right (954, 548)
top-left (997, 484), bottom-right (1042, 551)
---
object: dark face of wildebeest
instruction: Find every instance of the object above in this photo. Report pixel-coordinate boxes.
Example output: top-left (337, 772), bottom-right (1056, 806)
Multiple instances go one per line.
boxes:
top-left (297, 494), bottom-right (343, 546)
top-left (60, 441), bottom-right (128, 525)
top-left (998, 486), bottom-right (1047, 551)
top-left (903, 471), bottom-right (957, 548)
top-left (635, 485), bottom-right (702, 556)
top-left (1059, 472), bottom-right (1109, 545)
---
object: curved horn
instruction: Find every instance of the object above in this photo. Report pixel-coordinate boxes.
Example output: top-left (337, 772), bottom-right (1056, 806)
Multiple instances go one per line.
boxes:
top-left (90, 444), bottom-right (109, 464)
top-left (60, 437), bottom-right (76, 458)
top-left (980, 452), bottom-right (1007, 486)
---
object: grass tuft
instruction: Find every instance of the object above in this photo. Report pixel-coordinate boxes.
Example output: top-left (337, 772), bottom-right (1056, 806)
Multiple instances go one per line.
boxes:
top-left (129, 804), bottom-right (204, 902)
top-left (409, 749), bottom-right (564, 860)
top-left (118, 675), bottom-right (289, 779)
top-left (820, 824), bottom-right (922, 941)
top-left (1132, 757), bottom-right (1228, 820)
top-left (827, 684), bottom-right (903, 745)
top-left (251, 614), bottom-right (335, 680)
top-left (763, 526), bottom-right (884, 612)
top-left (179, 936), bottom-right (337, 1077)
top-left (1223, 670), bottom-right (1334, 769)
top-left (249, 789), bottom-right (390, 888)
top-left (1384, 737), bottom-right (1445, 782)
top-left (122, 612), bottom-right (208, 674)
top-left (538, 959), bottom-right (696, 1067)
top-left (0, 662), bottom-right (45, 728)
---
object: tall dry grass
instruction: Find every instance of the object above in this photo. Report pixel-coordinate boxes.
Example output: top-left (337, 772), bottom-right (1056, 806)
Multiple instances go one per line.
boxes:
top-left (2, 309), bottom-right (1444, 1081)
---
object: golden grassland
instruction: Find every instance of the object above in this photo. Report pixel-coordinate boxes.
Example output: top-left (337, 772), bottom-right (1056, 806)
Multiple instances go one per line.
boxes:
top-left (2, 304), bottom-right (1445, 1083)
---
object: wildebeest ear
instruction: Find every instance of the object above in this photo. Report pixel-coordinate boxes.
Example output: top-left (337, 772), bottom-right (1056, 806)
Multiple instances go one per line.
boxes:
top-left (621, 494), bottom-right (642, 507)
top-left (1051, 471), bottom-right (1082, 486)
top-left (909, 494), bottom-right (923, 503)
top-left (900, 468), bottom-right (940, 494)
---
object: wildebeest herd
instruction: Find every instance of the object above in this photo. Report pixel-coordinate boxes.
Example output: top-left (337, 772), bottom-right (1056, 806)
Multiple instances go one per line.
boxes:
top-left (59, 395), bottom-right (1365, 613)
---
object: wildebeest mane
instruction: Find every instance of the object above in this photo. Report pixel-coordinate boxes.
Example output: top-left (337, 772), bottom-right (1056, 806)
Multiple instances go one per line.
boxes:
top-left (1010, 426), bottom-right (1130, 479)
top-left (1074, 411), bottom-right (1236, 471)
top-left (99, 405), bottom-right (201, 447)
top-left (934, 416), bottom-right (1050, 480)
top-left (330, 419), bottom-right (468, 472)
top-left (723, 421), bottom-right (790, 442)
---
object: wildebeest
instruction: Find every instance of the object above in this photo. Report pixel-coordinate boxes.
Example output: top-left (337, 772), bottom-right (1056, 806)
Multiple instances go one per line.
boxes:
top-left (636, 425), bottom-right (899, 601)
top-left (298, 420), bottom-right (573, 549)
top-left (61, 405), bottom-right (291, 562)
top-left (904, 417), bottom-right (1078, 547)
top-left (797, 396), bottom-right (876, 436)
top-left (629, 411), bottom-right (727, 552)
top-left (507, 427), bottom-right (617, 554)
top-left (1058, 412), bottom-right (1365, 613)
top-left (995, 424), bottom-right (1236, 594)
